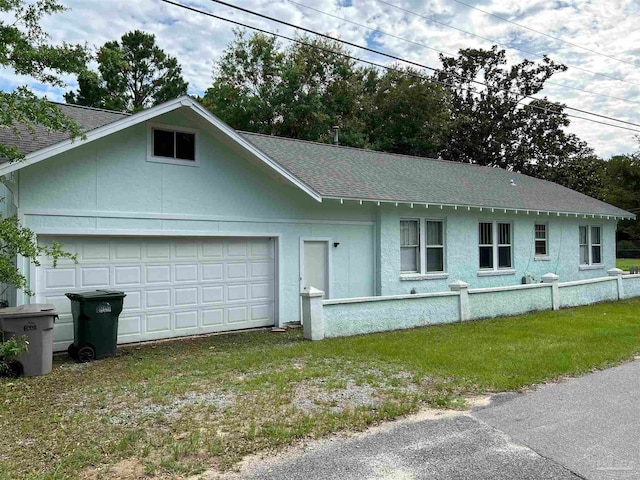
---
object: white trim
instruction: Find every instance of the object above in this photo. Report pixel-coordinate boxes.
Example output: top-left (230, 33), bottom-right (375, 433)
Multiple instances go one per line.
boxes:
top-left (323, 290), bottom-right (458, 305)
top-left (400, 273), bottom-right (449, 281)
top-left (559, 277), bottom-right (615, 287)
top-left (469, 283), bottom-right (550, 294)
top-left (0, 96), bottom-right (322, 202)
top-left (29, 228), bottom-right (283, 238)
top-left (324, 197), bottom-right (635, 221)
top-left (477, 269), bottom-right (516, 277)
top-left (21, 209), bottom-right (375, 226)
top-left (146, 121), bottom-right (200, 166)
top-left (579, 264), bottom-right (605, 271)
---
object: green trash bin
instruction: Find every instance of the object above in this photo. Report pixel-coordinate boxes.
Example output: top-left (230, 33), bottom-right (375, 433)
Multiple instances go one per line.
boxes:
top-left (65, 290), bottom-right (126, 362)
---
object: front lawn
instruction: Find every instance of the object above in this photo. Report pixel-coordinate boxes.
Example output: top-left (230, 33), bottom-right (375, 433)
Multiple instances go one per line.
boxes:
top-left (2, 298), bottom-right (640, 479)
top-left (617, 258), bottom-right (640, 271)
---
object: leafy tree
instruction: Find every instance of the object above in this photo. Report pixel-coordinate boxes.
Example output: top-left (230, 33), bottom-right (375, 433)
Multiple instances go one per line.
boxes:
top-left (1, 0), bottom-right (87, 162)
top-left (65, 30), bottom-right (188, 112)
top-left (366, 67), bottom-right (450, 157)
top-left (602, 153), bottom-right (640, 241)
top-left (203, 31), bottom-right (378, 147)
top-left (530, 153), bottom-right (606, 199)
top-left (436, 46), bottom-right (587, 172)
top-left (1, 0), bottom-right (82, 299)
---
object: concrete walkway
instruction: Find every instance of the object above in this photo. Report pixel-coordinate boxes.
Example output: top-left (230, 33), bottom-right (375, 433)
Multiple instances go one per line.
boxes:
top-left (207, 359), bottom-right (640, 479)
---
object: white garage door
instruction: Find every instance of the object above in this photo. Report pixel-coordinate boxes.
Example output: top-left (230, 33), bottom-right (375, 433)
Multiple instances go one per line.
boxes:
top-left (35, 236), bottom-right (276, 352)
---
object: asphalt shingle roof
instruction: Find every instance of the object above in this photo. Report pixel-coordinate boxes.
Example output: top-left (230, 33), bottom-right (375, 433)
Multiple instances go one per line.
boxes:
top-left (240, 132), bottom-right (633, 217)
top-left (0, 102), bottom-right (632, 218)
top-left (0, 103), bottom-right (128, 155)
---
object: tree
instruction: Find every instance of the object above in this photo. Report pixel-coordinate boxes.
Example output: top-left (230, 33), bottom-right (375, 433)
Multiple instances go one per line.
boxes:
top-left (436, 46), bottom-right (587, 172)
top-left (530, 153), bottom-right (606, 200)
top-left (65, 30), bottom-right (188, 112)
top-left (601, 153), bottom-right (640, 241)
top-left (1, 0), bottom-right (87, 162)
top-left (1, 0), bottom-right (84, 299)
top-left (366, 67), bottom-right (450, 157)
top-left (202, 31), bottom-right (377, 147)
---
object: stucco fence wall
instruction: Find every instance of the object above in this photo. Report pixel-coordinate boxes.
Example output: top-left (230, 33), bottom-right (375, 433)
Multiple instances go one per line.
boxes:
top-left (301, 269), bottom-right (640, 340)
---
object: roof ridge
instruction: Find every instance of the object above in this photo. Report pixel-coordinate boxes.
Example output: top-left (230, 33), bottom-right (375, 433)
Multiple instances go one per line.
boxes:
top-left (237, 130), bottom-right (497, 170)
top-left (49, 101), bottom-right (130, 116)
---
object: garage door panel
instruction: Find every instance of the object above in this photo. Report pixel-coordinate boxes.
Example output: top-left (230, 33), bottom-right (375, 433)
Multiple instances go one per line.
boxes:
top-left (37, 236), bottom-right (275, 351)
top-left (146, 265), bottom-right (171, 284)
top-left (146, 289), bottom-right (171, 309)
top-left (146, 312), bottom-right (171, 333)
top-left (202, 286), bottom-right (223, 304)
top-left (201, 263), bottom-right (223, 281)
top-left (45, 268), bottom-right (76, 289)
top-left (80, 266), bottom-right (110, 288)
top-left (114, 265), bottom-right (142, 286)
top-left (174, 264), bottom-right (198, 282)
top-left (175, 287), bottom-right (198, 307)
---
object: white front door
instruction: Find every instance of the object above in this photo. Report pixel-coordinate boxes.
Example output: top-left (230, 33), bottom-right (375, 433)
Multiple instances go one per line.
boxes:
top-left (36, 236), bottom-right (276, 351)
top-left (301, 240), bottom-right (330, 298)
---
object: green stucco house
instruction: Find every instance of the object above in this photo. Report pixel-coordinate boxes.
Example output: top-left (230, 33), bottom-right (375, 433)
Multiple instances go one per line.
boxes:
top-left (0, 96), bottom-right (634, 350)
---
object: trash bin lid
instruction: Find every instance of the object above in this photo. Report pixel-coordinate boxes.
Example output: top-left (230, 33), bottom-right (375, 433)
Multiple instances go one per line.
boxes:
top-left (65, 290), bottom-right (127, 301)
top-left (0, 304), bottom-right (57, 319)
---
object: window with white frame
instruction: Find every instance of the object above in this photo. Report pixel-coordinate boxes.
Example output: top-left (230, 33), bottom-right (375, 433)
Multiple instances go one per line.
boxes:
top-left (400, 220), bottom-right (420, 273)
top-left (479, 221), bottom-right (512, 270)
top-left (580, 225), bottom-right (602, 265)
top-left (535, 223), bottom-right (548, 257)
top-left (147, 123), bottom-right (198, 165)
top-left (400, 219), bottom-right (445, 274)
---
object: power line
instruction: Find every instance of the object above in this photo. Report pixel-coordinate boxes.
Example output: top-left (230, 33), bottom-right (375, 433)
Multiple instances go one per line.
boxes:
top-left (158, 0), bottom-right (640, 134)
top-left (204, 0), bottom-right (640, 129)
top-left (449, 0), bottom-right (640, 69)
top-left (287, 0), bottom-right (640, 107)
top-left (375, 0), bottom-right (640, 88)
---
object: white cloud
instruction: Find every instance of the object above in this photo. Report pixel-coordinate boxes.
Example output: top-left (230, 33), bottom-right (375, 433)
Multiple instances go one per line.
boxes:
top-left (1, 0), bottom-right (639, 157)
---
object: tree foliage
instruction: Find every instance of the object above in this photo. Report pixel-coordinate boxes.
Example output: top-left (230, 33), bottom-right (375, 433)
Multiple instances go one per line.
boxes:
top-left (435, 46), bottom-right (589, 172)
top-left (201, 31), bottom-right (451, 154)
top-left (0, 0), bottom-right (87, 162)
top-left (602, 153), bottom-right (640, 240)
top-left (65, 30), bottom-right (188, 112)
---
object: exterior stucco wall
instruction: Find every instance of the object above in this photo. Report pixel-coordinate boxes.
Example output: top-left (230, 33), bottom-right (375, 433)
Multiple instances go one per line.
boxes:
top-left (468, 285), bottom-right (552, 319)
top-left (623, 275), bottom-right (640, 298)
top-left (323, 293), bottom-right (459, 338)
top-left (558, 279), bottom-right (618, 308)
top-left (376, 204), bottom-right (617, 296)
top-left (0, 181), bottom-right (17, 306)
top-left (17, 110), bottom-right (376, 322)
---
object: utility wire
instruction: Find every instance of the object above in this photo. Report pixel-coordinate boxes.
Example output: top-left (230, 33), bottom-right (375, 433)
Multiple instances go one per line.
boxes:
top-left (158, 0), bottom-right (640, 134)
top-left (287, 0), bottom-right (640, 107)
top-left (449, 0), bottom-right (640, 69)
top-left (375, 0), bottom-right (640, 88)
top-left (204, 0), bottom-right (640, 129)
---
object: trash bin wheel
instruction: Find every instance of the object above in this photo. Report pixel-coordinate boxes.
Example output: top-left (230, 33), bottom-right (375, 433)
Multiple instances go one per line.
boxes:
top-left (67, 343), bottom-right (77, 360)
top-left (7, 360), bottom-right (23, 378)
top-left (77, 346), bottom-right (95, 363)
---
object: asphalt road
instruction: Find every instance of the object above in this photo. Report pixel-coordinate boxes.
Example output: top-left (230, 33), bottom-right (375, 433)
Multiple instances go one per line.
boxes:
top-left (210, 359), bottom-right (640, 480)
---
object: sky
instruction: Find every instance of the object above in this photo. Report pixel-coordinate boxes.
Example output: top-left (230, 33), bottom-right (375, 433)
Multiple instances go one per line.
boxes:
top-left (2, 0), bottom-right (640, 158)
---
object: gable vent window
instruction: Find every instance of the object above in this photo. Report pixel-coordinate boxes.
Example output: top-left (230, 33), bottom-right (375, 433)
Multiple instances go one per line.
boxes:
top-left (147, 123), bottom-right (199, 165)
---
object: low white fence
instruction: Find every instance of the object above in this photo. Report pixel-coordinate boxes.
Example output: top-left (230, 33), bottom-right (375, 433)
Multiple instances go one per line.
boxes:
top-left (301, 269), bottom-right (640, 340)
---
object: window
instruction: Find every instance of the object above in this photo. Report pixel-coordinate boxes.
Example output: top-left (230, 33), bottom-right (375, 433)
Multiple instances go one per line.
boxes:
top-left (400, 219), bottom-right (445, 275)
top-left (400, 220), bottom-right (420, 273)
top-left (580, 225), bottom-right (602, 265)
top-left (535, 223), bottom-right (548, 256)
top-left (479, 221), bottom-right (512, 270)
top-left (147, 123), bottom-right (198, 165)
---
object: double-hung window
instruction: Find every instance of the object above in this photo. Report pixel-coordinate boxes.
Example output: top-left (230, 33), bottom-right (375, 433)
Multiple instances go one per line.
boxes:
top-left (579, 225), bottom-right (602, 265)
top-left (400, 219), bottom-right (445, 275)
top-left (479, 221), bottom-right (512, 270)
top-left (535, 223), bottom-right (548, 257)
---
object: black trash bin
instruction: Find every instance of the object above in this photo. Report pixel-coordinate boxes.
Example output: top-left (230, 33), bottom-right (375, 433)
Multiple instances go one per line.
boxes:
top-left (65, 290), bottom-right (126, 362)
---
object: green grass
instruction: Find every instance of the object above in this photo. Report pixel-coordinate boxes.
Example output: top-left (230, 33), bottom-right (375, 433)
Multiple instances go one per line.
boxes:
top-left (2, 298), bottom-right (640, 479)
top-left (617, 258), bottom-right (640, 271)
